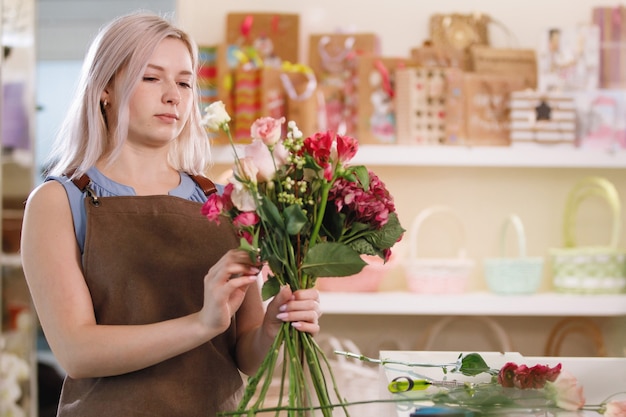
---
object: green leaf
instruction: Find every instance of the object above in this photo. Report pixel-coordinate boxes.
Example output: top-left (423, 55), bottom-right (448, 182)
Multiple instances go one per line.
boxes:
top-left (351, 165), bottom-right (370, 189)
top-left (283, 204), bottom-right (308, 235)
top-left (301, 242), bottom-right (367, 277)
top-left (258, 195), bottom-right (284, 231)
top-left (371, 212), bottom-right (406, 250)
top-left (457, 353), bottom-right (496, 376)
top-left (238, 237), bottom-right (259, 263)
top-left (261, 275), bottom-right (281, 301)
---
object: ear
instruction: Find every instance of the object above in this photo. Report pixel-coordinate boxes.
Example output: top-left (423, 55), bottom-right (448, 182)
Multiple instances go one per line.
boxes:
top-left (100, 89), bottom-right (110, 103)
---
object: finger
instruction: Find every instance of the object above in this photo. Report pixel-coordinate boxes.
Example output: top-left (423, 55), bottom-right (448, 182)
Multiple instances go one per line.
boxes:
top-left (276, 309), bottom-right (319, 326)
top-left (289, 321), bottom-right (320, 335)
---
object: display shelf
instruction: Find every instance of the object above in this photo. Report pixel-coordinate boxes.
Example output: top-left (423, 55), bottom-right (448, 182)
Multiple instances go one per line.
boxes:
top-left (210, 144), bottom-right (626, 168)
top-left (1, 253), bottom-right (22, 268)
top-left (319, 291), bottom-right (626, 317)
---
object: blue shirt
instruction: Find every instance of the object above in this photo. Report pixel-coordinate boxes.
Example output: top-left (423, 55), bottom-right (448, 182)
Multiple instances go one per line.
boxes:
top-left (48, 167), bottom-right (216, 253)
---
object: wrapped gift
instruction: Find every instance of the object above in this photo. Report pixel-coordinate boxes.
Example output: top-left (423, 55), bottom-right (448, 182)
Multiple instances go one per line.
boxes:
top-left (593, 6), bottom-right (626, 89)
top-left (509, 90), bottom-right (577, 145)
top-left (445, 73), bottom-right (526, 146)
top-left (574, 90), bottom-right (626, 150)
top-left (470, 46), bottom-right (538, 89)
top-left (197, 44), bottom-right (232, 144)
top-left (309, 33), bottom-right (380, 135)
top-left (232, 67), bottom-right (286, 143)
top-left (225, 12), bottom-right (299, 64)
top-left (280, 62), bottom-right (320, 136)
top-left (357, 56), bottom-right (413, 144)
top-left (537, 24), bottom-right (600, 92)
top-left (394, 67), bottom-right (450, 145)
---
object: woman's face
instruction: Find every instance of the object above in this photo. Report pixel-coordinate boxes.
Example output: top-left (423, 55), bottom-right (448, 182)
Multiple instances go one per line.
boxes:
top-left (126, 37), bottom-right (194, 147)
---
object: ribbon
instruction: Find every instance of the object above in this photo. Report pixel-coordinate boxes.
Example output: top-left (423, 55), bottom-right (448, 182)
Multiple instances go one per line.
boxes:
top-left (240, 15), bottom-right (253, 39)
top-left (373, 59), bottom-right (395, 99)
top-left (280, 61), bottom-right (317, 100)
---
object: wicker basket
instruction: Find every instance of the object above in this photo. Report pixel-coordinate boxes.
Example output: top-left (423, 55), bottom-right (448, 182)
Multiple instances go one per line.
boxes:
top-left (403, 206), bottom-right (474, 294)
top-left (549, 176), bottom-right (626, 294)
top-left (483, 214), bottom-right (544, 295)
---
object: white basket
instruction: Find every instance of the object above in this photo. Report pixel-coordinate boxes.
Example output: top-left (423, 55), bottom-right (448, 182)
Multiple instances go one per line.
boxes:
top-left (403, 205), bottom-right (475, 294)
top-left (483, 214), bottom-right (544, 295)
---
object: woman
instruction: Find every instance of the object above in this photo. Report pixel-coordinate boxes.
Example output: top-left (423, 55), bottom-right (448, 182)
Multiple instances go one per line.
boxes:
top-left (20, 12), bottom-right (321, 416)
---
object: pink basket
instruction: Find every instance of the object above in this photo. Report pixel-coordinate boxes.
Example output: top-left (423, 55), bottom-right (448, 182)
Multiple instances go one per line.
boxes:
top-left (403, 206), bottom-right (475, 294)
top-left (316, 255), bottom-right (393, 292)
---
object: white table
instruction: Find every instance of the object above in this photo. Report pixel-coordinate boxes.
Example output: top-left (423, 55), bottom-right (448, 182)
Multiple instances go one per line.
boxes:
top-left (376, 351), bottom-right (626, 417)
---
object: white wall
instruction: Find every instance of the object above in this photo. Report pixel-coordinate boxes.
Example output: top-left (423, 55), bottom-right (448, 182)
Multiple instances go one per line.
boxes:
top-left (176, 0), bottom-right (607, 59)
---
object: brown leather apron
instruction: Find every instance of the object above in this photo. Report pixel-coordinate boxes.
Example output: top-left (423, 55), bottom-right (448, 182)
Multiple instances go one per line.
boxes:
top-left (57, 176), bottom-right (244, 416)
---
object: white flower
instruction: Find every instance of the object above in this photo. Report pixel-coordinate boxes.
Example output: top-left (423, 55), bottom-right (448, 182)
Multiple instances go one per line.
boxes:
top-left (200, 101), bottom-right (231, 132)
top-left (0, 349), bottom-right (29, 416)
top-left (228, 177), bottom-right (257, 212)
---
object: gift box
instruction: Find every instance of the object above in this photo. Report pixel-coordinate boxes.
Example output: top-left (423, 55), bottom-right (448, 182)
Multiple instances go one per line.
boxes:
top-left (280, 63), bottom-right (320, 136)
top-left (537, 24), bottom-right (600, 92)
top-left (232, 66), bottom-right (286, 143)
top-left (357, 56), bottom-right (414, 144)
top-left (394, 67), bottom-right (450, 145)
top-left (309, 33), bottom-right (380, 136)
top-left (574, 90), bottom-right (626, 151)
top-left (445, 72), bottom-right (527, 146)
top-left (225, 12), bottom-right (299, 65)
top-left (593, 6), bottom-right (626, 89)
top-left (470, 46), bottom-right (538, 89)
top-left (197, 44), bottom-right (233, 144)
top-left (509, 90), bottom-right (577, 145)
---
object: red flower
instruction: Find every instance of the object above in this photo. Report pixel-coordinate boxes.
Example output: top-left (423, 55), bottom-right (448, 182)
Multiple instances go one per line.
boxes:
top-left (303, 131), bottom-right (333, 168)
top-left (329, 170), bottom-right (396, 229)
top-left (233, 212), bottom-right (260, 228)
top-left (201, 194), bottom-right (224, 224)
top-left (497, 362), bottom-right (518, 388)
top-left (336, 134), bottom-right (358, 163)
top-left (498, 362), bottom-right (562, 390)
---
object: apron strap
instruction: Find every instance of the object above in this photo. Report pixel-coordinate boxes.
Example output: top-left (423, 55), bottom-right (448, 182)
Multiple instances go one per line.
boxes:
top-left (189, 174), bottom-right (217, 196)
top-left (67, 171), bottom-right (217, 197)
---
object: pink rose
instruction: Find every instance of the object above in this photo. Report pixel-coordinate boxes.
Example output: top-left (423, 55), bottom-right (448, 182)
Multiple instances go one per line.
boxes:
top-left (234, 156), bottom-right (259, 184)
top-left (604, 400), bottom-right (626, 417)
top-left (233, 212), bottom-right (260, 228)
top-left (244, 139), bottom-right (288, 182)
top-left (546, 370), bottom-right (585, 411)
top-left (201, 194), bottom-right (223, 224)
top-left (250, 116), bottom-right (285, 146)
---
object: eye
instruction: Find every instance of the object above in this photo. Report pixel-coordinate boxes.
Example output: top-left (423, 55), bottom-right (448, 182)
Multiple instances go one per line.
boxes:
top-left (143, 76), bottom-right (158, 82)
top-left (178, 81), bottom-right (192, 89)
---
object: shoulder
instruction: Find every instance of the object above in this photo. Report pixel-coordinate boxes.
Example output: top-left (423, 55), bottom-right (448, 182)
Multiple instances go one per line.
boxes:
top-left (25, 180), bottom-right (71, 211)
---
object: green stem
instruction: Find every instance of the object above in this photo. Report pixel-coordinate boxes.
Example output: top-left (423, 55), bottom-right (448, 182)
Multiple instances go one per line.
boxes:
top-left (308, 181), bottom-right (331, 248)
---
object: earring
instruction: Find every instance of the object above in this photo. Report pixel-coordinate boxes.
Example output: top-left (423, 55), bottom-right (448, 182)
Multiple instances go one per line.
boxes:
top-left (103, 99), bottom-right (109, 107)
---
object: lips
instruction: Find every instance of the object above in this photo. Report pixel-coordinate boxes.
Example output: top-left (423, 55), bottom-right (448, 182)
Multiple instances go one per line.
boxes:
top-left (155, 113), bottom-right (179, 123)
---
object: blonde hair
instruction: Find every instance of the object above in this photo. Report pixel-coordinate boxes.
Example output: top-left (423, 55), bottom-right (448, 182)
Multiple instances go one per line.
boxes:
top-left (46, 11), bottom-right (211, 178)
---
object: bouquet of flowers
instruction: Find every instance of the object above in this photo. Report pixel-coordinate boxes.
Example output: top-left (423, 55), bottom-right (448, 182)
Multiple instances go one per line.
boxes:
top-left (338, 351), bottom-right (626, 416)
top-left (201, 101), bottom-right (405, 416)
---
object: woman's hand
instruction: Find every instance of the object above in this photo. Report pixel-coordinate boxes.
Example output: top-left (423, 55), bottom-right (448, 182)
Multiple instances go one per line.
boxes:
top-left (263, 286), bottom-right (322, 338)
top-left (199, 249), bottom-right (260, 335)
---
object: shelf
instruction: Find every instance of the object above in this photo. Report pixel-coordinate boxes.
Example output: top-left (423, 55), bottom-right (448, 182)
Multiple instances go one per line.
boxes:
top-left (1, 253), bottom-right (22, 268)
top-left (210, 144), bottom-right (626, 168)
top-left (319, 291), bottom-right (626, 317)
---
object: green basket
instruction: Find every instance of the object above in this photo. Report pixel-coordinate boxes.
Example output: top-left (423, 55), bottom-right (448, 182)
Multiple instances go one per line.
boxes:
top-left (484, 214), bottom-right (544, 295)
top-left (549, 176), bottom-right (626, 294)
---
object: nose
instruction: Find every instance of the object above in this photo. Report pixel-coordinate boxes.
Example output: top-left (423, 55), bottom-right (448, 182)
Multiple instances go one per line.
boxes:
top-left (163, 80), bottom-right (181, 105)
